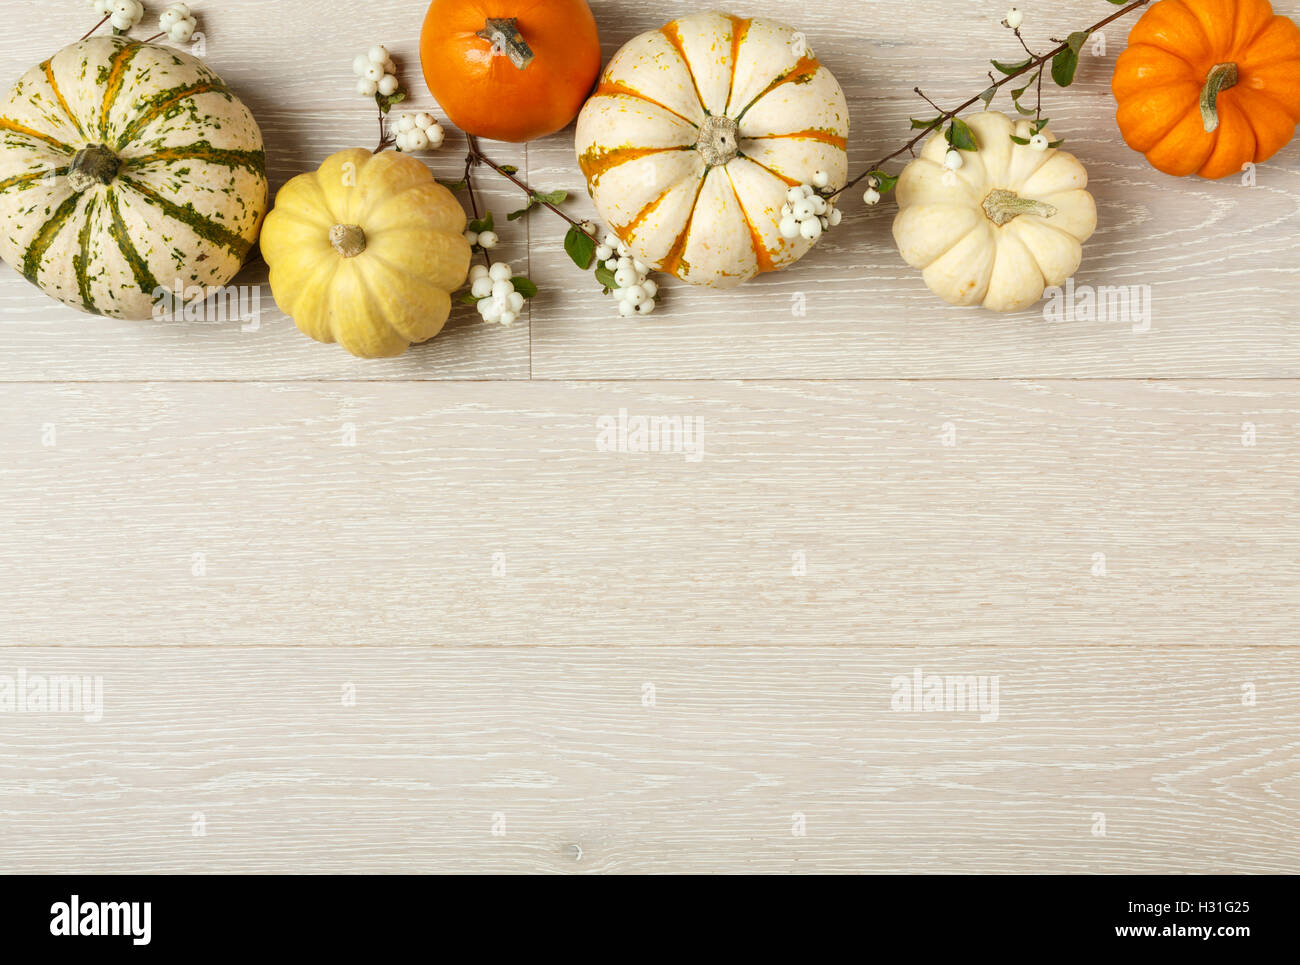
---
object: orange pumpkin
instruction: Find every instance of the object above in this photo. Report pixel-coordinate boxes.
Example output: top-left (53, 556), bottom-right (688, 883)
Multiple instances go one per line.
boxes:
top-left (419, 0), bottom-right (602, 143)
top-left (1112, 0), bottom-right (1300, 179)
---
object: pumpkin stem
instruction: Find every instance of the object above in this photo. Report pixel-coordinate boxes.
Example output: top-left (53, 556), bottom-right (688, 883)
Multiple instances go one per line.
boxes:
top-left (476, 17), bottom-right (534, 71)
top-left (66, 144), bottom-right (120, 193)
top-left (1200, 62), bottom-right (1238, 133)
top-left (695, 114), bottom-right (740, 167)
top-left (982, 188), bottom-right (1058, 227)
top-left (329, 224), bottom-right (367, 258)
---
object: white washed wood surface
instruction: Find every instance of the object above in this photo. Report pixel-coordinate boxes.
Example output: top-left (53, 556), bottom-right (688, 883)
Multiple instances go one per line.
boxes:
top-left (2, 0), bottom-right (1299, 874)
top-left (0, 0), bottom-right (1298, 379)
top-left (2, 379), bottom-right (1297, 647)
top-left (0, 647), bottom-right (1294, 874)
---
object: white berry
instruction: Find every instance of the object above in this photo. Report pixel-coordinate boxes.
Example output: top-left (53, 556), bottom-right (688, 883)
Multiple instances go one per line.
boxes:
top-left (779, 217), bottom-right (799, 239)
top-left (377, 74), bottom-right (400, 97)
top-left (944, 149), bottom-right (964, 170)
top-left (425, 124), bottom-right (445, 149)
top-left (595, 245), bottom-right (612, 261)
top-left (812, 170), bottom-right (829, 188)
top-left (617, 300), bottom-right (636, 318)
top-left (1029, 133), bottom-right (1049, 151)
top-left (356, 78), bottom-right (379, 97)
top-left (1005, 8), bottom-right (1024, 29)
top-left (799, 218), bottom-right (822, 241)
top-left (368, 46), bottom-right (389, 64)
top-left (863, 188), bottom-right (881, 205)
top-left (635, 299), bottom-right (656, 315)
top-left (489, 262), bottom-right (512, 282)
top-left (828, 208), bottom-right (843, 226)
top-left (464, 230), bottom-right (478, 246)
top-left (478, 230), bottom-right (499, 250)
top-left (471, 277), bottom-right (493, 299)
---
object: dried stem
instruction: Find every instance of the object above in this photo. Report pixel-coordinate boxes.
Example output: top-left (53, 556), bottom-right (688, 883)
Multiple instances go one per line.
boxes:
top-left (834, 0), bottom-right (1152, 197)
top-left (459, 133), bottom-right (599, 259)
top-left (79, 15), bottom-right (110, 41)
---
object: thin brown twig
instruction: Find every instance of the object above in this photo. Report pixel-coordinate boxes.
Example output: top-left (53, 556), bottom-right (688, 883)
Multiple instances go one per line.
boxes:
top-left (833, 0), bottom-right (1152, 197)
top-left (467, 135), bottom-right (594, 237)
top-left (79, 15), bottom-right (110, 41)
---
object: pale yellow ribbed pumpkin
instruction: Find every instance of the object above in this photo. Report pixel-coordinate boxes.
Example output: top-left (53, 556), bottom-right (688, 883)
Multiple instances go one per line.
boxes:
top-left (575, 11), bottom-right (849, 288)
top-left (260, 149), bottom-right (471, 358)
top-left (892, 112), bottom-right (1097, 312)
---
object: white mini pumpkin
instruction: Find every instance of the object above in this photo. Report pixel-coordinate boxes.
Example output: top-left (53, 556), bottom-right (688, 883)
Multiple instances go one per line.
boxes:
top-left (891, 112), bottom-right (1097, 312)
top-left (575, 12), bottom-right (848, 288)
top-left (0, 37), bottom-right (267, 320)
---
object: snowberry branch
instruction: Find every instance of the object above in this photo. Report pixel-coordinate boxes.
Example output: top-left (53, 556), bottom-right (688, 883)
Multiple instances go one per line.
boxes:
top-left (834, 0), bottom-right (1152, 199)
top-left (466, 136), bottom-right (593, 237)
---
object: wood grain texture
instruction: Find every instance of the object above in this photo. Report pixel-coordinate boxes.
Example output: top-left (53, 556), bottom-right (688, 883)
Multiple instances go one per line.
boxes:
top-left (1, 379), bottom-right (1296, 647)
top-left (0, 646), bottom-right (1294, 873)
top-left (1, 0), bottom-right (1298, 379)
top-left (1, 0), bottom-right (1298, 875)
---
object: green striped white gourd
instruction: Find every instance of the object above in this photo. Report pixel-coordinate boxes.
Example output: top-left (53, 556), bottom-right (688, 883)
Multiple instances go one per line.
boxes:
top-left (0, 36), bottom-right (267, 320)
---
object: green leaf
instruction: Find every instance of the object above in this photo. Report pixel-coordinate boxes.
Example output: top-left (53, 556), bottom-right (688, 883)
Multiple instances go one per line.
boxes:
top-left (866, 169), bottom-right (899, 194)
top-left (991, 57), bottom-right (1031, 74)
top-left (948, 118), bottom-right (978, 151)
top-left (532, 189), bottom-right (568, 205)
top-left (594, 265), bottom-right (618, 291)
top-left (978, 85), bottom-right (997, 108)
top-left (460, 292), bottom-right (483, 305)
top-left (910, 116), bottom-right (942, 130)
top-left (1047, 139), bottom-right (1065, 149)
top-left (1065, 30), bottom-right (1091, 54)
top-left (507, 202), bottom-right (537, 221)
top-left (499, 164), bottom-right (519, 175)
top-left (1009, 135), bottom-right (1031, 145)
top-left (511, 277), bottom-right (538, 298)
top-left (1051, 48), bottom-right (1079, 87)
top-left (564, 224), bottom-right (596, 270)
top-left (1010, 68), bottom-right (1040, 103)
top-left (1033, 117), bottom-right (1050, 134)
top-left (468, 211), bottom-right (494, 234)
top-left (436, 178), bottom-right (466, 192)
top-left (1013, 99), bottom-right (1038, 116)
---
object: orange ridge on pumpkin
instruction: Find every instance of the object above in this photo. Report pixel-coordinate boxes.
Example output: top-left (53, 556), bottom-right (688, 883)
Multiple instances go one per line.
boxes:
top-left (0, 116), bottom-right (72, 153)
top-left (659, 21), bottom-right (708, 113)
top-left (735, 55), bottom-right (822, 121)
top-left (734, 152), bottom-right (801, 187)
top-left (659, 175), bottom-right (708, 277)
top-left (578, 144), bottom-right (689, 183)
top-left (594, 81), bottom-right (699, 127)
top-left (620, 182), bottom-right (677, 242)
top-left (723, 16), bottom-right (753, 115)
top-left (749, 128), bottom-right (848, 149)
top-left (99, 42), bottom-right (140, 140)
top-left (41, 60), bottom-right (84, 139)
top-left (724, 166), bottom-right (776, 273)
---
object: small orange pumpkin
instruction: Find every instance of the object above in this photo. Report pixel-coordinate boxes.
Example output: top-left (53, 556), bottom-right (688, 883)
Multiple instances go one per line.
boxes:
top-left (419, 0), bottom-right (602, 143)
top-left (1112, 0), bottom-right (1300, 179)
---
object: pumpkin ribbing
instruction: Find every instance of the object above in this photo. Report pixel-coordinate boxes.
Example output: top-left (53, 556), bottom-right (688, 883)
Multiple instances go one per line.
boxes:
top-left (0, 36), bottom-right (268, 319)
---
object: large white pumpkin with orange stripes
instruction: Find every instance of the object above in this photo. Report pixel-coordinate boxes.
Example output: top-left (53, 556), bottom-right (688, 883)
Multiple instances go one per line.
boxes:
top-left (575, 13), bottom-right (848, 288)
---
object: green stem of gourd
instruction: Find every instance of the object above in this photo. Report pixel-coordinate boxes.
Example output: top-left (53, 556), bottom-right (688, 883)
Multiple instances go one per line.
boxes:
top-left (476, 18), bottom-right (534, 70)
top-left (66, 144), bottom-right (120, 193)
top-left (982, 188), bottom-right (1057, 226)
top-left (1200, 62), bottom-right (1238, 133)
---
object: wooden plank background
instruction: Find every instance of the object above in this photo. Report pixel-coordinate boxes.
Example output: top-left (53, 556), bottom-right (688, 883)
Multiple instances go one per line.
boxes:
top-left (1, 0), bottom-right (1297, 873)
